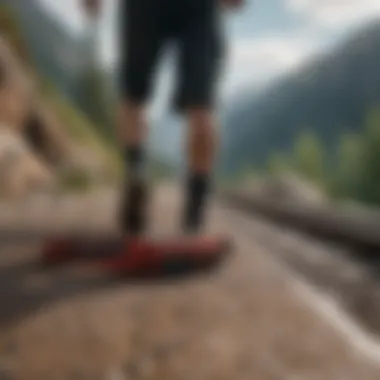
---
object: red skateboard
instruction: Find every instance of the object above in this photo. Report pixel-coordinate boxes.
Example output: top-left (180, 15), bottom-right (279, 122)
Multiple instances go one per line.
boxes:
top-left (42, 233), bottom-right (232, 276)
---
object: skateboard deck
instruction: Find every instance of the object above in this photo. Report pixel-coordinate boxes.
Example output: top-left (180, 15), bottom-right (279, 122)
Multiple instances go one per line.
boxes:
top-left (42, 233), bottom-right (232, 276)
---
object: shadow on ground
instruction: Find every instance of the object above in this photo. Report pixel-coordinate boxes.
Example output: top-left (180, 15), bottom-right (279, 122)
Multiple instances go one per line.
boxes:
top-left (0, 238), bottom-right (212, 329)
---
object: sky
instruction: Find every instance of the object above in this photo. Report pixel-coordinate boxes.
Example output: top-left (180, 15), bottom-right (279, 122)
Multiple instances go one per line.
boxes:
top-left (37, 0), bottom-right (380, 119)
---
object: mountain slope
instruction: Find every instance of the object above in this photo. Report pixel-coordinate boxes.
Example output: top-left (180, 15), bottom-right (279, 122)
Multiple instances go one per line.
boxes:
top-left (0, 2), bottom-right (121, 191)
top-left (220, 19), bottom-right (380, 175)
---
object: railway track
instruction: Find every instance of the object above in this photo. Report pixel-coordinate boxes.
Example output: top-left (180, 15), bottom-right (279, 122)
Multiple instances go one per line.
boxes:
top-left (219, 190), bottom-right (380, 339)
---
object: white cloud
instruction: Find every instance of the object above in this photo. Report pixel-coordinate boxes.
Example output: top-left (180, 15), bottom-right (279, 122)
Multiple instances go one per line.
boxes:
top-left (288, 0), bottom-right (380, 29)
top-left (222, 35), bottom-right (318, 96)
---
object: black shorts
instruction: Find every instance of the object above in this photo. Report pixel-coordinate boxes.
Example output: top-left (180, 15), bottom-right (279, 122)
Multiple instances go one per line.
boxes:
top-left (118, 0), bottom-right (224, 112)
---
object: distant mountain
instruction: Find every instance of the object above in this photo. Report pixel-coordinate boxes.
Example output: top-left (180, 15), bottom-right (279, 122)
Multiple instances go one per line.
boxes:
top-left (220, 19), bottom-right (380, 175)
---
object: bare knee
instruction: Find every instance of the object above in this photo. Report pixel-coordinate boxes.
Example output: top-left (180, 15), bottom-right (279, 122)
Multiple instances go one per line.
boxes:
top-left (187, 108), bottom-right (218, 172)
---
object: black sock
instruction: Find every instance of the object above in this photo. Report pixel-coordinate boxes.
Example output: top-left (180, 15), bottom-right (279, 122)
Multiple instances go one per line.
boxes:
top-left (183, 172), bottom-right (211, 233)
top-left (124, 146), bottom-right (145, 181)
top-left (121, 145), bottom-right (147, 234)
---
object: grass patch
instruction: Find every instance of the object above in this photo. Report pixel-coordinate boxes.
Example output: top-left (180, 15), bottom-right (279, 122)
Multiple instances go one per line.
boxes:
top-left (58, 168), bottom-right (95, 193)
top-left (39, 78), bottom-right (123, 180)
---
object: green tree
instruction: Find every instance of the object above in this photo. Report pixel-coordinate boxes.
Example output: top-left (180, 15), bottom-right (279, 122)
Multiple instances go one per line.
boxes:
top-left (330, 133), bottom-right (362, 199)
top-left (75, 65), bottom-right (114, 141)
top-left (355, 108), bottom-right (380, 204)
top-left (74, 24), bottom-right (115, 143)
top-left (235, 163), bottom-right (259, 182)
top-left (267, 152), bottom-right (290, 176)
top-left (291, 130), bottom-right (325, 184)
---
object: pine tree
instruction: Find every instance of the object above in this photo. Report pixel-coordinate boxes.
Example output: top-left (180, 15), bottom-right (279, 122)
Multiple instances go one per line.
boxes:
top-left (331, 133), bottom-right (362, 199)
top-left (74, 22), bottom-right (114, 142)
top-left (356, 108), bottom-right (380, 204)
top-left (267, 152), bottom-right (289, 176)
top-left (291, 130), bottom-right (325, 185)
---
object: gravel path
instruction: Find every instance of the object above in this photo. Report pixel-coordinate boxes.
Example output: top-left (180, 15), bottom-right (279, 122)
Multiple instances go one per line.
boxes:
top-left (0, 185), bottom-right (379, 380)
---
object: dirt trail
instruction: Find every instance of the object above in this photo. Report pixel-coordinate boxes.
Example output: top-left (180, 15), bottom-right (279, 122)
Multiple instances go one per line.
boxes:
top-left (0, 185), bottom-right (379, 380)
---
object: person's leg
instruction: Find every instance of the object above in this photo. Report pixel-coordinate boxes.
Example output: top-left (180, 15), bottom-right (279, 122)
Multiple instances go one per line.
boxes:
top-left (117, 100), bottom-right (148, 235)
top-left (174, 0), bottom-right (224, 233)
top-left (118, 0), bottom-right (165, 235)
top-left (183, 108), bottom-right (219, 232)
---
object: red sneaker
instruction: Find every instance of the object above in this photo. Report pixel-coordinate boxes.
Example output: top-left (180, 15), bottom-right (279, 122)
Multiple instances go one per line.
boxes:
top-left (42, 234), bottom-right (232, 276)
top-left (101, 235), bottom-right (232, 276)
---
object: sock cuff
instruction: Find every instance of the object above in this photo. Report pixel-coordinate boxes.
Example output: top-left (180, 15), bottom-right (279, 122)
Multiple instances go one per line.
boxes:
top-left (124, 145), bottom-right (146, 179)
top-left (124, 146), bottom-right (144, 164)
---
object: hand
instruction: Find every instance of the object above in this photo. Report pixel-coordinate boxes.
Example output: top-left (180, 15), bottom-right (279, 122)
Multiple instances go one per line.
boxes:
top-left (81, 0), bottom-right (102, 18)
